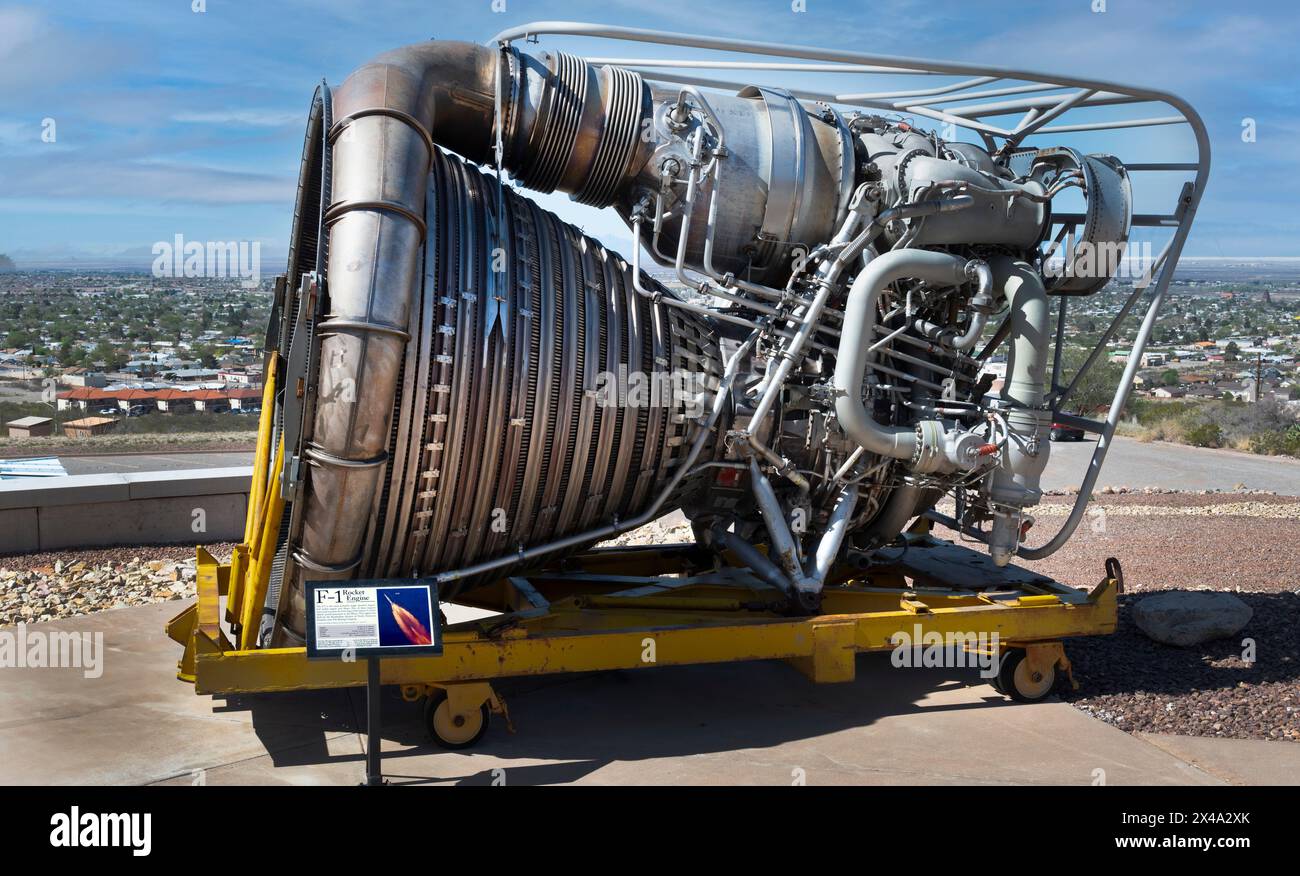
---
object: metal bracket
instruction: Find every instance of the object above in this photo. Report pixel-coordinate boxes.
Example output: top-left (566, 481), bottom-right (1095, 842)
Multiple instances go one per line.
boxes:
top-left (280, 271), bottom-right (323, 499)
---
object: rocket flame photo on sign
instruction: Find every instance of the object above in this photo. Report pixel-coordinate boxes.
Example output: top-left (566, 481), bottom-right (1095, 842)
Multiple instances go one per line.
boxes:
top-left (376, 587), bottom-right (434, 648)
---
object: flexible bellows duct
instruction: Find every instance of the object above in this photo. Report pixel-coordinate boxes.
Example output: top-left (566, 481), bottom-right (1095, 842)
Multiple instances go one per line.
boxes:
top-left (271, 37), bottom-right (720, 639)
top-left (365, 150), bottom-right (721, 581)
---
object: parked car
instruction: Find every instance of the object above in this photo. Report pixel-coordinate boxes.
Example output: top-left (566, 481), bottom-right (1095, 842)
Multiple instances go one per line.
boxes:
top-left (127, 404), bottom-right (150, 417)
top-left (96, 407), bottom-right (118, 415)
top-left (1049, 413), bottom-right (1086, 442)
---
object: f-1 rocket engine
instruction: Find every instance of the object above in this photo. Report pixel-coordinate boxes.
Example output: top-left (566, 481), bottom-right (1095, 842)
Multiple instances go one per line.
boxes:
top-left (260, 34), bottom-right (1141, 645)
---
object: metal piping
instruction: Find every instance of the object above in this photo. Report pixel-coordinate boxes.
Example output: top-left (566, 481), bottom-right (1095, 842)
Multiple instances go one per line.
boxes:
top-left (806, 485), bottom-right (859, 585)
top-left (275, 41), bottom-right (696, 636)
top-left (709, 525), bottom-right (793, 594)
top-left (290, 41), bottom-right (501, 598)
top-left (985, 256), bottom-right (1051, 566)
top-left (832, 248), bottom-right (973, 462)
top-left (912, 260), bottom-right (993, 350)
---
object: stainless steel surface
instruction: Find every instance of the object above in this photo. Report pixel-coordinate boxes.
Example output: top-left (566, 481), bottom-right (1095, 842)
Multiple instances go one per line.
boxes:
top-left (261, 20), bottom-right (1208, 639)
top-left (832, 249), bottom-right (972, 464)
top-left (986, 257), bottom-right (1052, 566)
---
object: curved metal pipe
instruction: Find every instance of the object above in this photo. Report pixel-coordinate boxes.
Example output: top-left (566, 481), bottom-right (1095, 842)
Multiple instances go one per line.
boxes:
top-left (280, 41), bottom-right (659, 633)
top-left (912, 259), bottom-right (993, 350)
top-left (292, 42), bottom-right (500, 590)
top-left (985, 256), bottom-right (1051, 565)
top-left (710, 525), bottom-right (793, 593)
top-left (806, 485), bottom-right (859, 585)
top-left (855, 484), bottom-right (923, 551)
top-left (832, 248), bottom-right (973, 461)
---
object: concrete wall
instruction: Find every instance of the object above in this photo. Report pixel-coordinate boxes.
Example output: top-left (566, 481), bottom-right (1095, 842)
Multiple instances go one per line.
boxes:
top-left (0, 466), bottom-right (252, 554)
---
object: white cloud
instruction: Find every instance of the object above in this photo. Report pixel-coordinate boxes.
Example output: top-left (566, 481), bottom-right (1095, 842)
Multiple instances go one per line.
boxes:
top-left (172, 109), bottom-right (301, 127)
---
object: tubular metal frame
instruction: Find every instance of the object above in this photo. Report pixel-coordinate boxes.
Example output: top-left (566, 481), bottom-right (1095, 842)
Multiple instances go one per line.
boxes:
top-left (490, 21), bottom-right (1211, 561)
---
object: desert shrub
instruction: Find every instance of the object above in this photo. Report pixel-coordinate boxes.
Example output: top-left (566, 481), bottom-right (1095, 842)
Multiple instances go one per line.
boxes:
top-left (1133, 399), bottom-right (1299, 455)
top-left (1211, 398), bottom-right (1297, 445)
top-left (1179, 414), bottom-right (1223, 448)
top-left (1126, 398), bottom-right (1197, 426)
top-left (1248, 424), bottom-right (1300, 457)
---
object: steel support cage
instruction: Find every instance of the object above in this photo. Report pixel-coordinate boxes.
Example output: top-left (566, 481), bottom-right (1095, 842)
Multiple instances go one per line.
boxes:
top-left (489, 20), bottom-right (1211, 559)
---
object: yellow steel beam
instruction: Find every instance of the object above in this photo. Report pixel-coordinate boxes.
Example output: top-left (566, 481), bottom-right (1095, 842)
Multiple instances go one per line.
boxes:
top-left (786, 620), bottom-right (857, 683)
top-left (225, 543), bottom-right (248, 627)
top-left (223, 354), bottom-right (278, 631)
top-left (195, 546), bottom-right (229, 644)
top-left (237, 440), bottom-right (285, 650)
top-left (164, 603), bottom-right (199, 683)
top-left (190, 576), bottom-right (1116, 695)
top-left (244, 355), bottom-right (278, 544)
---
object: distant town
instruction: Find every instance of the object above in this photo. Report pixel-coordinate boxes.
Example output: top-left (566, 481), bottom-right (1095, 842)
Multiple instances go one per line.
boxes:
top-left (2, 256), bottom-right (1299, 457)
top-left (0, 268), bottom-right (268, 446)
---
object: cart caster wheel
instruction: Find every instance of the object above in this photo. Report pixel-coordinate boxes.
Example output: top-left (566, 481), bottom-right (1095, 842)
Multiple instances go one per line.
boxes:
top-left (996, 648), bottom-right (1057, 703)
top-left (424, 690), bottom-right (489, 750)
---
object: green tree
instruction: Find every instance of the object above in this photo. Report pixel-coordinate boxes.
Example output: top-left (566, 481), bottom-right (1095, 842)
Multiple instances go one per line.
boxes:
top-left (90, 341), bottom-right (126, 371)
top-left (1058, 347), bottom-right (1127, 413)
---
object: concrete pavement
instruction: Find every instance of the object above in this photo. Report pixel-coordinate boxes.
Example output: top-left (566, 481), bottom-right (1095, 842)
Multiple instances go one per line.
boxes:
top-left (1042, 435), bottom-right (1300, 495)
top-left (58, 451), bottom-right (254, 476)
top-left (5, 602), bottom-right (1297, 786)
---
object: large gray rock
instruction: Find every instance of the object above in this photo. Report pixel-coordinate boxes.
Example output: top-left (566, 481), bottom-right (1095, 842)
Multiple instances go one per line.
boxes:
top-left (1131, 591), bottom-right (1253, 647)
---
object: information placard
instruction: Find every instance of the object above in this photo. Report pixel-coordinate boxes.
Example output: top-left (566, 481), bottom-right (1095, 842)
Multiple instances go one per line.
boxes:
top-left (305, 579), bottom-right (442, 660)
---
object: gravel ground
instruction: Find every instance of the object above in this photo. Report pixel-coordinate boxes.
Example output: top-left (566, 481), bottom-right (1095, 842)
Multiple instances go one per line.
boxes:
top-left (931, 491), bottom-right (1300, 742)
top-left (1021, 492), bottom-right (1300, 594)
top-left (1059, 592), bottom-right (1299, 742)
top-left (0, 543), bottom-right (235, 626)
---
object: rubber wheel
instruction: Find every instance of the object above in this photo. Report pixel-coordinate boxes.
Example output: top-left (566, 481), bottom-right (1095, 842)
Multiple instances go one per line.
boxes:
top-left (996, 648), bottom-right (1057, 703)
top-left (424, 691), bottom-right (489, 750)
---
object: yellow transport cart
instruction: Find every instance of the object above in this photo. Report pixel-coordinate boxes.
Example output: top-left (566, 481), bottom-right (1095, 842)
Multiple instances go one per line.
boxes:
top-left (167, 392), bottom-right (1119, 748)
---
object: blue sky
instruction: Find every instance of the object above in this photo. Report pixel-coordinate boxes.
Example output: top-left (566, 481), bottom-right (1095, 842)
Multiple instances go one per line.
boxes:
top-left (0, 0), bottom-right (1296, 264)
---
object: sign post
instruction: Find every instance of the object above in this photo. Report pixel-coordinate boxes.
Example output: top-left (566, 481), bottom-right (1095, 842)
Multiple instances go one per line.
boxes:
top-left (304, 579), bottom-right (442, 786)
top-left (365, 657), bottom-right (382, 786)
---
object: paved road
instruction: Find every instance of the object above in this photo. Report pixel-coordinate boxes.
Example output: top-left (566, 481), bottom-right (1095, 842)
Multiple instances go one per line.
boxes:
top-left (56, 451), bottom-right (254, 476)
top-left (1041, 435), bottom-right (1300, 495)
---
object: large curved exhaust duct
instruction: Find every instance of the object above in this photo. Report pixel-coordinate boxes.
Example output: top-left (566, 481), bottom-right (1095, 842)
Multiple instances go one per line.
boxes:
top-left (258, 27), bottom-right (1204, 644)
top-left (271, 41), bottom-right (736, 642)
